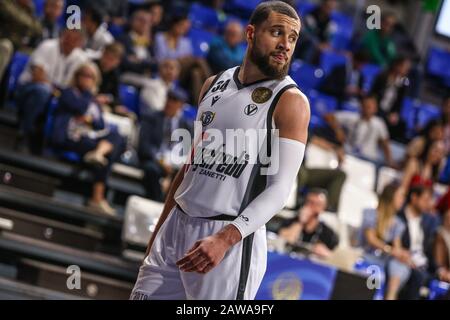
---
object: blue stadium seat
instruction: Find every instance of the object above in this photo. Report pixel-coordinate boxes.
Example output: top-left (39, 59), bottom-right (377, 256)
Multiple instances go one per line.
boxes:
top-left (428, 280), bottom-right (450, 300)
top-left (330, 12), bottom-right (354, 50)
top-left (182, 104), bottom-right (198, 122)
top-left (289, 60), bottom-right (325, 92)
top-left (427, 46), bottom-right (450, 80)
top-left (8, 52), bottom-right (30, 94)
top-left (297, 2), bottom-right (316, 16)
top-left (361, 63), bottom-right (382, 92)
top-left (189, 3), bottom-right (220, 31)
top-left (308, 90), bottom-right (338, 119)
top-left (119, 84), bottom-right (140, 115)
top-left (188, 28), bottom-right (215, 58)
top-left (341, 99), bottom-right (360, 113)
top-left (108, 24), bottom-right (125, 39)
top-left (417, 102), bottom-right (441, 129)
top-left (224, 0), bottom-right (262, 19)
top-left (33, 0), bottom-right (46, 18)
top-left (400, 97), bottom-right (421, 137)
top-left (320, 50), bottom-right (348, 75)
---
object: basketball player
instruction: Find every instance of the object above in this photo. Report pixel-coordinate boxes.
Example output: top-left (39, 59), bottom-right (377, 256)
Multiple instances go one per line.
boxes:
top-left (131, 1), bottom-right (310, 300)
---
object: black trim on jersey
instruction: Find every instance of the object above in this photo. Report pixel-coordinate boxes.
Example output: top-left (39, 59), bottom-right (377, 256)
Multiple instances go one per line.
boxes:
top-left (234, 83), bottom-right (300, 300)
top-left (200, 71), bottom-right (224, 103)
top-left (233, 67), bottom-right (272, 90)
top-left (236, 233), bottom-right (254, 300)
top-left (266, 84), bottom-right (299, 157)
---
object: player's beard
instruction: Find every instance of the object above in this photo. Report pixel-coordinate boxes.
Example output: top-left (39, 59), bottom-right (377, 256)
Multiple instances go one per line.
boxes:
top-left (249, 38), bottom-right (290, 80)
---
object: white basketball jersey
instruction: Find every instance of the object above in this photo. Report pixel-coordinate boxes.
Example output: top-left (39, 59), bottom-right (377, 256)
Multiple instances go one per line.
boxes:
top-left (174, 66), bottom-right (299, 218)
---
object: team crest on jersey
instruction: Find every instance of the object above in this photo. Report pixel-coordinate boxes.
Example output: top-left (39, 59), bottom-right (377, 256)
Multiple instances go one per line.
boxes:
top-left (200, 111), bottom-right (216, 127)
top-left (244, 104), bottom-right (258, 116)
top-left (252, 87), bottom-right (273, 104)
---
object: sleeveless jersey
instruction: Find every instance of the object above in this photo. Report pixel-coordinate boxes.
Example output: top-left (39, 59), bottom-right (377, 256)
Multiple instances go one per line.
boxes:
top-left (174, 66), bottom-right (299, 218)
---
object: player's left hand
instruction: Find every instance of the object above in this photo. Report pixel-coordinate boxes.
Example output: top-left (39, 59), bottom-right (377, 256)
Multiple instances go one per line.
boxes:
top-left (176, 234), bottom-right (230, 274)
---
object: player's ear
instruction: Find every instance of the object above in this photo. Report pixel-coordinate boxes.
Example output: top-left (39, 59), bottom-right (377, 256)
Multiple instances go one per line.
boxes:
top-left (245, 24), bottom-right (255, 43)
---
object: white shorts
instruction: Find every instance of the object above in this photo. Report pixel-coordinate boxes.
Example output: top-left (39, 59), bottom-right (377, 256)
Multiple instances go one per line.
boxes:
top-left (130, 206), bottom-right (267, 300)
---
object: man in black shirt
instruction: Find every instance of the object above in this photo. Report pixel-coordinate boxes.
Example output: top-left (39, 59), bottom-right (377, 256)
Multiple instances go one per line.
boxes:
top-left (278, 188), bottom-right (339, 258)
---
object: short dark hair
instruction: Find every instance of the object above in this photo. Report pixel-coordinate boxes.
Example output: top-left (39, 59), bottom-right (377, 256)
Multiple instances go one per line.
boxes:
top-left (84, 6), bottom-right (104, 26)
top-left (408, 185), bottom-right (432, 203)
top-left (249, 0), bottom-right (300, 27)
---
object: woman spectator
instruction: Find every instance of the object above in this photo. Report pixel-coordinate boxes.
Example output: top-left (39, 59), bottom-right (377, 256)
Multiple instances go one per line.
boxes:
top-left (360, 181), bottom-right (412, 300)
top-left (401, 140), bottom-right (446, 192)
top-left (405, 119), bottom-right (444, 161)
top-left (154, 14), bottom-right (211, 105)
top-left (51, 62), bottom-right (126, 216)
top-left (370, 56), bottom-right (411, 143)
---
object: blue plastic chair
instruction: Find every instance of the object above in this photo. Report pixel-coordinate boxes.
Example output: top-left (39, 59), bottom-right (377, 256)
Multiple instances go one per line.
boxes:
top-left (320, 50), bottom-right (348, 75)
top-left (428, 280), bottom-right (450, 300)
top-left (108, 23), bottom-right (125, 39)
top-left (427, 46), bottom-right (450, 79)
top-left (289, 60), bottom-right (325, 92)
top-left (361, 63), bottom-right (382, 92)
top-left (8, 52), bottom-right (30, 94)
top-left (224, 0), bottom-right (262, 18)
top-left (297, 2), bottom-right (316, 16)
top-left (182, 104), bottom-right (198, 122)
top-left (417, 102), bottom-right (441, 129)
top-left (188, 28), bottom-right (215, 58)
top-left (308, 90), bottom-right (338, 119)
top-left (119, 84), bottom-right (140, 115)
top-left (189, 3), bottom-right (220, 31)
top-left (33, 0), bottom-right (46, 18)
top-left (330, 12), bottom-right (354, 50)
top-left (400, 97), bottom-right (421, 137)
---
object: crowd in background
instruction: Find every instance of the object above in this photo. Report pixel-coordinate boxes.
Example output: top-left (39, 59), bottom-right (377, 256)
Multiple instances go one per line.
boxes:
top-left (0, 0), bottom-right (449, 299)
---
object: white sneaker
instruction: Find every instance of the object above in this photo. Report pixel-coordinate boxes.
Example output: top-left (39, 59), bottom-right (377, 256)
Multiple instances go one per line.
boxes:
top-left (87, 200), bottom-right (117, 216)
top-left (83, 151), bottom-right (108, 167)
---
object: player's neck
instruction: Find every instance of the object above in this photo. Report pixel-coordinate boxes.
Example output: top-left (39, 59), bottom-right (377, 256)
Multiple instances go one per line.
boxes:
top-left (238, 59), bottom-right (269, 85)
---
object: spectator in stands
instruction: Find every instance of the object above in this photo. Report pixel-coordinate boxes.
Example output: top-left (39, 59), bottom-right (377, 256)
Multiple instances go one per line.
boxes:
top-left (435, 190), bottom-right (450, 283)
top-left (38, 0), bottom-right (65, 42)
top-left (148, 1), bottom-right (164, 34)
top-left (138, 88), bottom-right (193, 202)
top-left (295, 0), bottom-right (337, 64)
top-left (0, 0), bottom-right (42, 53)
top-left (82, 6), bottom-right (114, 60)
top-left (370, 56), bottom-right (411, 143)
top-left (297, 165), bottom-right (346, 213)
top-left (207, 21), bottom-right (245, 74)
top-left (359, 181), bottom-right (411, 300)
top-left (397, 185), bottom-right (439, 299)
top-left (51, 62), bottom-right (126, 216)
top-left (320, 95), bottom-right (394, 166)
top-left (154, 14), bottom-right (212, 105)
top-left (360, 12), bottom-right (397, 68)
top-left (406, 119), bottom-right (444, 161)
top-left (140, 59), bottom-right (181, 114)
top-left (401, 140), bottom-right (446, 193)
top-left (17, 29), bottom-right (88, 154)
top-left (0, 0), bottom-right (42, 103)
top-left (105, 0), bottom-right (129, 27)
top-left (119, 10), bottom-right (156, 78)
top-left (279, 189), bottom-right (339, 259)
top-left (319, 50), bottom-right (368, 103)
top-left (94, 42), bottom-right (131, 117)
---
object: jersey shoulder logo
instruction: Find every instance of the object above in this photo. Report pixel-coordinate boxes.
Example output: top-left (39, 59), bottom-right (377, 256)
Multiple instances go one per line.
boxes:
top-left (252, 87), bottom-right (273, 104)
top-left (244, 104), bottom-right (258, 116)
top-left (200, 111), bottom-right (216, 127)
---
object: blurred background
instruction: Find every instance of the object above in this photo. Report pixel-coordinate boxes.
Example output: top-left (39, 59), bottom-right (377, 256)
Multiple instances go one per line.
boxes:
top-left (0, 0), bottom-right (449, 300)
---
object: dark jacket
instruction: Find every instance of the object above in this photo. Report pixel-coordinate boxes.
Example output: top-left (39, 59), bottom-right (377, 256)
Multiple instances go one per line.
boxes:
top-left (51, 88), bottom-right (104, 146)
top-left (138, 110), bottom-right (193, 162)
top-left (369, 71), bottom-right (409, 117)
top-left (95, 59), bottom-right (122, 106)
top-left (118, 33), bottom-right (156, 74)
top-left (398, 209), bottom-right (439, 273)
top-left (319, 65), bottom-right (365, 101)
